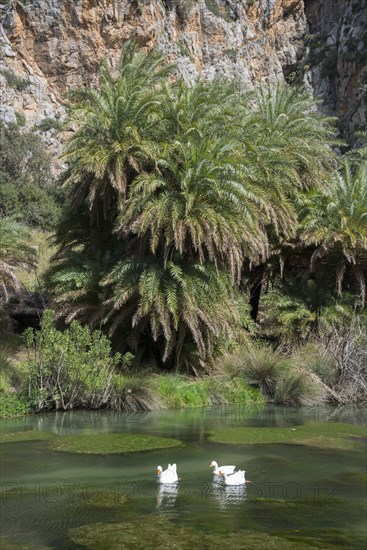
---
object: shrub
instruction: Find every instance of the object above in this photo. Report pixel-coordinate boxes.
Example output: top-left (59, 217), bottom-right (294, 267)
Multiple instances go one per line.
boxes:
top-left (15, 112), bottom-right (26, 126)
top-left (0, 392), bottom-right (31, 417)
top-left (166, 0), bottom-right (197, 20)
top-left (207, 375), bottom-right (263, 405)
top-left (154, 373), bottom-right (263, 408)
top-left (24, 310), bottom-right (121, 411)
top-left (1, 69), bottom-right (30, 91)
top-left (37, 117), bottom-right (63, 132)
top-left (316, 309), bottom-right (367, 403)
top-left (260, 290), bottom-right (317, 343)
top-left (293, 343), bottom-right (338, 387)
top-left (155, 374), bottom-right (211, 408)
top-left (0, 122), bottom-right (63, 230)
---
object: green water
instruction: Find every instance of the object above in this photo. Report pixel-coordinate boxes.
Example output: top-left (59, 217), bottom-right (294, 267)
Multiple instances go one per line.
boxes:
top-left (1, 405), bottom-right (366, 549)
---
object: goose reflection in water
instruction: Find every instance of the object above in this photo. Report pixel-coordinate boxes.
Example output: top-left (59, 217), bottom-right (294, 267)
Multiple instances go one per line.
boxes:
top-left (156, 483), bottom-right (179, 510)
top-left (211, 481), bottom-right (247, 509)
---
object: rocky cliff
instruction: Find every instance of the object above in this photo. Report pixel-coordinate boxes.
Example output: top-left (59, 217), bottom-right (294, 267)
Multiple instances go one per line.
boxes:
top-left (0, 0), bottom-right (366, 144)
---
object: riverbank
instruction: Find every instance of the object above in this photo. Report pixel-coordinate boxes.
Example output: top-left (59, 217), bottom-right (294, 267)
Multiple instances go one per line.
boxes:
top-left (1, 310), bottom-right (366, 420)
top-left (0, 373), bottom-right (264, 418)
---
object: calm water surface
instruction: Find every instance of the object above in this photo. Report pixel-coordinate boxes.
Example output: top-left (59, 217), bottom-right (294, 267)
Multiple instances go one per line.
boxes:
top-left (1, 405), bottom-right (366, 549)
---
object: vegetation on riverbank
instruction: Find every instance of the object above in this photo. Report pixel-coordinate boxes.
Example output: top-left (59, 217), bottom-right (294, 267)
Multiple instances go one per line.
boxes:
top-left (1, 43), bottom-right (366, 413)
top-left (0, 310), bottom-right (264, 417)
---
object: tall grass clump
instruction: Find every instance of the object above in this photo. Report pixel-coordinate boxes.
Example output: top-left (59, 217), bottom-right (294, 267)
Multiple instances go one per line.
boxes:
top-left (110, 375), bottom-right (161, 412)
top-left (240, 343), bottom-right (289, 398)
top-left (274, 369), bottom-right (324, 406)
top-left (223, 342), bottom-right (324, 406)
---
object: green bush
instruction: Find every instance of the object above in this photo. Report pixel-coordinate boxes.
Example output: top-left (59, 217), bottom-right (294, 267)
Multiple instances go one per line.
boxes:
top-left (154, 374), bottom-right (210, 408)
top-left (0, 69), bottom-right (30, 91)
top-left (154, 373), bottom-right (262, 408)
top-left (0, 392), bottom-right (31, 417)
top-left (24, 310), bottom-right (121, 411)
top-left (0, 122), bottom-right (64, 229)
top-left (260, 290), bottom-right (317, 343)
top-left (37, 117), bottom-right (63, 132)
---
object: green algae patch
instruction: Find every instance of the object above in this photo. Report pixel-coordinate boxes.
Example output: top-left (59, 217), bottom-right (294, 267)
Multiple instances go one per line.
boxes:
top-left (0, 542), bottom-right (50, 550)
top-left (51, 433), bottom-right (183, 454)
top-left (85, 490), bottom-right (130, 508)
top-left (0, 430), bottom-right (54, 444)
top-left (208, 422), bottom-right (367, 450)
top-left (279, 528), bottom-right (367, 550)
top-left (0, 430), bottom-right (183, 454)
top-left (69, 515), bottom-right (319, 550)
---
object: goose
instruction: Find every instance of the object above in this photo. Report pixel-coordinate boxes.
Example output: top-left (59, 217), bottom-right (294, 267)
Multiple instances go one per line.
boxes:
top-left (157, 463), bottom-right (178, 484)
top-left (210, 461), bottom-right (236, 475)
top-left (218, 469), bottom-right (246, 485)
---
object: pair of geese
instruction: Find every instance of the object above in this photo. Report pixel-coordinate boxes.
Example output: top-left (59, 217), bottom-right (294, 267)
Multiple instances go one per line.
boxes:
top-left (157, 460), bottom-right (247, 486)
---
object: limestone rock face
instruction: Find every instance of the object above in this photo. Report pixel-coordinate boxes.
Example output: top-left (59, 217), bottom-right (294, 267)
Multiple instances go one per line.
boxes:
top-left (304, 0), bottom-right (367, 137)
top-left (0, 0), bottom-right (366, 140)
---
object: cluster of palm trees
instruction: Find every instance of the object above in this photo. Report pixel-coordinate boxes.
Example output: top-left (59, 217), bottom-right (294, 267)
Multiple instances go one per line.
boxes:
top-left (44, 42), bottom-right (366, 370)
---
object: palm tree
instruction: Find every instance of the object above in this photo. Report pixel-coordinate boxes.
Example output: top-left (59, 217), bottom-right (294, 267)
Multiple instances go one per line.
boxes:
top-left (118, 135), bottom-right (265, 280)
top-left (107, 81), bottom-right (260, 366)
top-left (300, 159), bottom-right (367, 306)
top-left (0, 217), bottom-right (36, 301)
top-left (238, 84), bottom-right (338, 320)
top-left (103, 254), bottom-right (246, 369)
top-left (61, 41), bottom-right (172, 221)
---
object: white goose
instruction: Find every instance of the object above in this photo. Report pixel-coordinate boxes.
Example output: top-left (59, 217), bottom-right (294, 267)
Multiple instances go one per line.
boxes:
top-left (157, 463), bottom-right (178, 484)
top-left (210, 461), bottom-right (236, 475)
top-left (218, 469), bottom-right (246, 485)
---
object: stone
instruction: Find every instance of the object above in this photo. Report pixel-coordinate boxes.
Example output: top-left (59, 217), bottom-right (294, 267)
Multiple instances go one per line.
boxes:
top-left (0, 0), bottom-right (365, 149)
top-left (0, 105), bottom-right (16, 125)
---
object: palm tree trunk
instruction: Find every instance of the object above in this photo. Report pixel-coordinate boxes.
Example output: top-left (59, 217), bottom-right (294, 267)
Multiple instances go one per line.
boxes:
top-left (249, 266), bottom-right (265, 322)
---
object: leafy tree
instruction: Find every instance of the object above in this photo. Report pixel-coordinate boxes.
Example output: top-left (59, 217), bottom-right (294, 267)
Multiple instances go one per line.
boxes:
top-left (0, 122), bottom-right (62, 229)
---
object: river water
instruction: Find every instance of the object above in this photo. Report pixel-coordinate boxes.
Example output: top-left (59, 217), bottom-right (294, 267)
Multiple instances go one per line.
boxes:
top-left (1, 405), bottom-right (366, 549)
